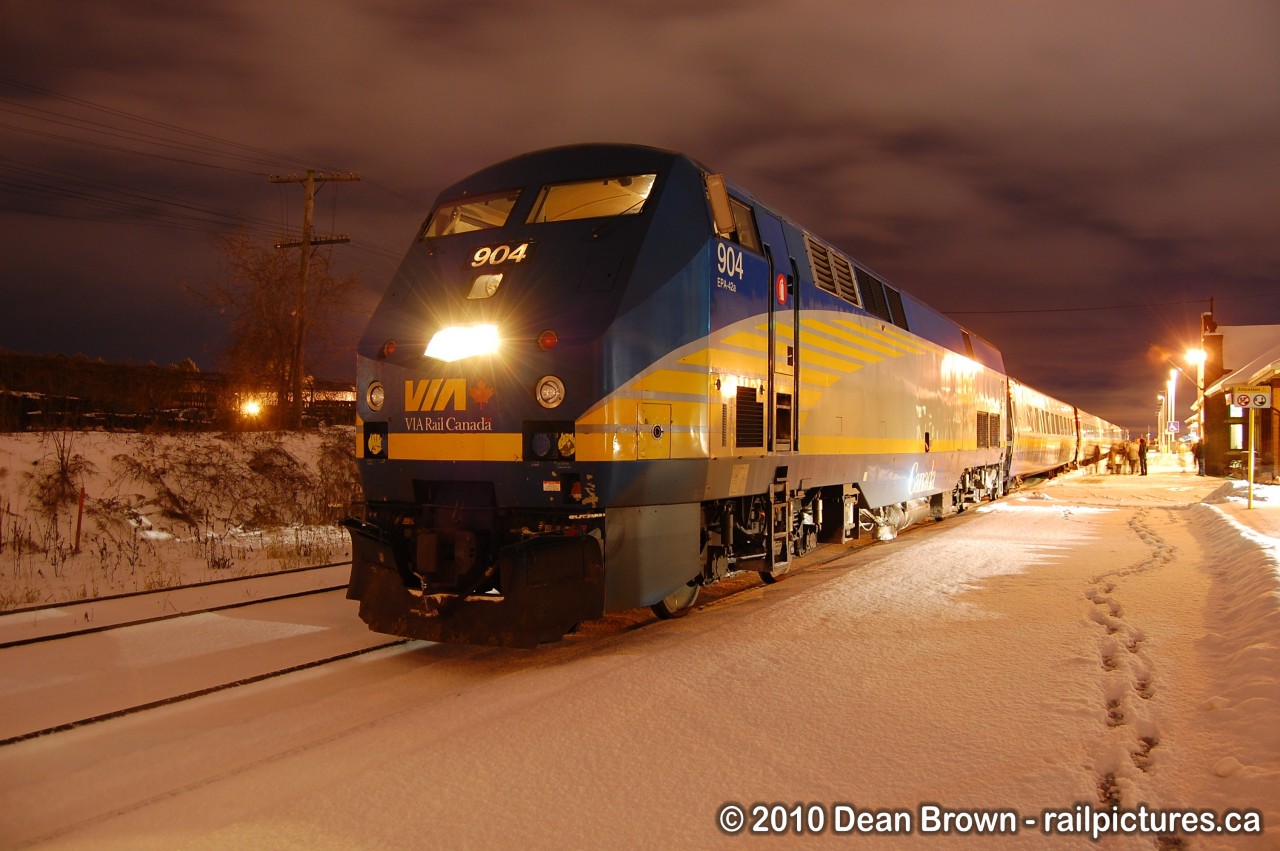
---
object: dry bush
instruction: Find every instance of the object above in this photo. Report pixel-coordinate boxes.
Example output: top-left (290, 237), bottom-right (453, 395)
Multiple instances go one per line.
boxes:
top-left (30, 431), bottom-right (95, 516)
top-left (307, 428), bottom-right (361, 524)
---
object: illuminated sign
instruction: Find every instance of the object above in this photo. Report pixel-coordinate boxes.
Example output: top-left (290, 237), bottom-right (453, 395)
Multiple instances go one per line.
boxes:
top-left (470, 241), bottom-right (534, 267)
top-left (1227, 385), bottom-right (1272, 409)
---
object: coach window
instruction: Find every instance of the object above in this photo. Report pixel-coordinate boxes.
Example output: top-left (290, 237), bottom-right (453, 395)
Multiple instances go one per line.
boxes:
top-left (526, 174), bottom-right (657, 223)
top-left (729, 198), bottom-right (761, 253)
top-left (423, 189), bottom-right (521, 238)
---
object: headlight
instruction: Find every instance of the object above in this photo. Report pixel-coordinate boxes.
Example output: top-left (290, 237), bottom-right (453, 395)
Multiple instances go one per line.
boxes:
top-left (425, 324), bottom-right (500, 362)
top-left (535, 375), bottom-right (565, 409)
top-left (467, 272), bottom-right (503, 300)
top-left (366, 381), bottom-right (385, 412)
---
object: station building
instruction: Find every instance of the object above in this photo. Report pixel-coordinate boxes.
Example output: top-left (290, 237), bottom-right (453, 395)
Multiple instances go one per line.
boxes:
top-left (1192, 311), bottom-right (1280, 481)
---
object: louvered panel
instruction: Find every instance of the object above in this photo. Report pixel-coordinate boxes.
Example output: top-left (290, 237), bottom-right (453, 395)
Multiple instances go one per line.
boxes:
top-left (805, 235), bottom-right (838, 296)
top-left (735, 386), bottom-right (764, 448)
top-left (831, 252), bottom-right (860, 305)
top-left (885, 286), bottom-right (908, 330)
top-left (855, 267), bottom-right (892, 323)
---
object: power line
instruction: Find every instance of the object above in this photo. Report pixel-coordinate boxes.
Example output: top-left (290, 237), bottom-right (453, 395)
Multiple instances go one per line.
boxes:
top-left (0, 75), bottom-right (316, 172)
top-left (2, 76), bottom-right (433, 212)
top-left (0, 77), bottom-right (407, 265)
top-left (0, 99), bottom-right (287, 173)
top-left (942, 291), bottom-right (1280, 316)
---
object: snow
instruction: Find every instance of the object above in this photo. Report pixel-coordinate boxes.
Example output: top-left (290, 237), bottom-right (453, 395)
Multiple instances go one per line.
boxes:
top-left (0, 430), bottom-right (355, 610)
top-left (0, 564), bottom-right (350, 646)
top-left (0, 589), bottom-right (394, 743)
top-left (0, 454), bottom-right (1278, 849)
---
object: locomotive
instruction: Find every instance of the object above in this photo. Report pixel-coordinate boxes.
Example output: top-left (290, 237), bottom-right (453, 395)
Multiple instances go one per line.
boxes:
top-left (343, 144), bottom-right (1125, 647)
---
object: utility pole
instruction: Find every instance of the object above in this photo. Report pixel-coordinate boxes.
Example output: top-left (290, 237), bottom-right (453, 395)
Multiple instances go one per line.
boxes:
top-left (269, 169), bottom-right (360, 428)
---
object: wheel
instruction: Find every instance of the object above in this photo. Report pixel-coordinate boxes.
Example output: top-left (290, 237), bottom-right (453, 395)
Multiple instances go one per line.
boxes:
top-left (651, 581), bottom-right (699, 619)
top-left (758, 565), bottom-right (789, 584)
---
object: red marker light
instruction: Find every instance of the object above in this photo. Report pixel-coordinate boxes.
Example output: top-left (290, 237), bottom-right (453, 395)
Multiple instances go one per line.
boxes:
top-left (379, 340), bottom-right (397, 359)
top-left (538, 330), bottom-right (558, 351)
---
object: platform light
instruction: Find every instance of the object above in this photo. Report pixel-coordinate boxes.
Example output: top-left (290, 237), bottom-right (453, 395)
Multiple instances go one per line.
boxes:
top-left (241, 399), bottom-right (262, 417)
top-left (425, 324), bottom-right (500, 362)
top-left (1185, 348), bottom-right (1206, 365)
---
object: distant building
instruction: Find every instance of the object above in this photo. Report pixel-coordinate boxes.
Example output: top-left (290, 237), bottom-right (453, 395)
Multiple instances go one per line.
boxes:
top-left (0, 350), bottom-right (353, 431)
top-left (1192, 312), bottom-right (1280, 481)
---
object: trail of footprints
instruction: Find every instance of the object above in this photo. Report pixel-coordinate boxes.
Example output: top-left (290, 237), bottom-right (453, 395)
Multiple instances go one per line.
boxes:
top-left (1084, 510), bottom-right (1178, 844)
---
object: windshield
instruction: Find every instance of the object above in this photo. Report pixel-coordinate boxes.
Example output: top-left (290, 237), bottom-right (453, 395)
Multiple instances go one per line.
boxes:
top-left (423, 189), bottom-right (521, 238)
top-left (526, 174), bottom-right (657, 223)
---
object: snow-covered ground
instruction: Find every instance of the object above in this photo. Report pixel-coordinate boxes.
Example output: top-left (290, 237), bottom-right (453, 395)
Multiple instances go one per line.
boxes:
top-left (0, 455), bottom-right (1277, 849)
top-left (0, 430), bottom-right (356, 610)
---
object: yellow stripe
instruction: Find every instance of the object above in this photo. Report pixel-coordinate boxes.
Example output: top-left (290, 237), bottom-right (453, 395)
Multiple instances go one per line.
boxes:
top-left (719, 330), bottom-right (770, 352)
top-left (827, 319), bottom-right (917, 356)
top-left (706, 348), bottom-right (770, 376)
top-left (879, 324), bottom-right (933, 353)
top-left (801, 435), bottom-right (970, 455)
top-left (800, 325), bottom-right (884, 365)
top-left (632, 369), bottom-right (710, 397)
top-left (801, 319), bottom-right (889, 359)
top-left (797, 386), bottom-right (824, 410)
top-left (677, 348), bottom-right (711, 367)
top-left (796, 366), bottom-right (842, 388)
top-left (575, 431), bottom-right (637, 462)
top-left (390, 432), bottom-right (523, 462)
top-left (578, 397), bottom-right (639, 427)
top-left (800, 346), bottom-right (870, 375)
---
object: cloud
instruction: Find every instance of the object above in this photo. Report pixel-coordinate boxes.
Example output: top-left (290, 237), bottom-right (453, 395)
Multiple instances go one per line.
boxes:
top-left (0, 0), bottom-right (1277, 430)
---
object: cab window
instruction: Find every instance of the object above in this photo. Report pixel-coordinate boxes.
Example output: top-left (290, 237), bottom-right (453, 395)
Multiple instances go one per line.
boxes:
top-left (526, 174), bottom-right (657, 223)
top-left (423, 190), bottom-right (521, 238)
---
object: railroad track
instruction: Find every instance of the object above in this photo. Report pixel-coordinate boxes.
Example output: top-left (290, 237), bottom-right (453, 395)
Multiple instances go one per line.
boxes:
top-left (0, 561), bottom-right (352, 648)
top-left (0, 511), bottom-right (971, 748)
top-left (0, 563), bottom-right (407, 746)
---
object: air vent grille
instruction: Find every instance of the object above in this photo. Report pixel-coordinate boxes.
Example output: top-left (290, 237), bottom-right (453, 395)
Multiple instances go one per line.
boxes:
top-left (735, 386), bottom-right (764, 448)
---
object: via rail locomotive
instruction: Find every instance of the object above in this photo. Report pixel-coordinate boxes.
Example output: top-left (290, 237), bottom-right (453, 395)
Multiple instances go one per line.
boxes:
top-left (343, 144), bottom-right (1126, 647)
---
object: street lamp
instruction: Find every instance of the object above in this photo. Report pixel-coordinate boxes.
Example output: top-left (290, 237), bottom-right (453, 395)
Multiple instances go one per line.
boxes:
top-left (1151, 342), bottom-right (1209, 452)
top-left (1157, 393), bottom-right (1166, 453)
top-left (1185, 347), bottom-right (1207, 442)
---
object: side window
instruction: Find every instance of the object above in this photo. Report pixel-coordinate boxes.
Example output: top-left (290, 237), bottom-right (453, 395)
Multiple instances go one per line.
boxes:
top-left (729, 198), bottom-right (761, 253)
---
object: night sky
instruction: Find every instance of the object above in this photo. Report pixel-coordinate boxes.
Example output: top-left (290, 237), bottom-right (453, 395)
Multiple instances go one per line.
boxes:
top-left (3, 1), bottom-right (1278, 433)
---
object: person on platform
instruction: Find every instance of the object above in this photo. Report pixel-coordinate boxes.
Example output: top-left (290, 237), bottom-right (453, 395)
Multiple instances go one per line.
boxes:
top-left (1126, 439), bottom-right (1140, 474)
top-left (1138, 437), bottom-right (1148, 475)
top-left (1109, 441), bottom-right (1125, 474)
top-left (1191, 439), bottom-right (1204, 475)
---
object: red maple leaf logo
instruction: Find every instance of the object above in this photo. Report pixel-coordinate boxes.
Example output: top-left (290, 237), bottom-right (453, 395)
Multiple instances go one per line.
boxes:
top-left (470, 379), bottom-right (495, 408)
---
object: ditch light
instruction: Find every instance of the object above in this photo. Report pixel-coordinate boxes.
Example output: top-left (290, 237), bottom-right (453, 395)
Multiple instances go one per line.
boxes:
top-left (425, 324), bottom-right (500, 362)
